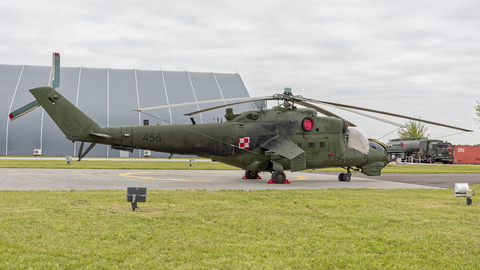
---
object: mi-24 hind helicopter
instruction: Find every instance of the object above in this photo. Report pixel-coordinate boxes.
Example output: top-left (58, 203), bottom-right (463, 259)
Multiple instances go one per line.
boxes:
top-left (29, 86), bottom-right (472, 184)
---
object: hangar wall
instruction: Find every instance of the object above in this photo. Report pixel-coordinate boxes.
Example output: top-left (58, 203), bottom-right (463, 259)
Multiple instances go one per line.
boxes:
top-left (1, 65), bottom-right (256, 157)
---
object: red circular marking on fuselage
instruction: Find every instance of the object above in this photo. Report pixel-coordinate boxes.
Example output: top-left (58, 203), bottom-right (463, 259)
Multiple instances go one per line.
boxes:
top-left (303, 118), bottom-right (313, 131)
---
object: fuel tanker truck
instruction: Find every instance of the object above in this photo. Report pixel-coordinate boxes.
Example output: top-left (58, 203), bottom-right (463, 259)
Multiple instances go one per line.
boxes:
top-left (387, 138), bottom-right (454, 163)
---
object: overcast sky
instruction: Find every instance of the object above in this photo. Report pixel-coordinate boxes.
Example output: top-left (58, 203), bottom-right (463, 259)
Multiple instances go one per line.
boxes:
top-left (2, 0), bottom-right (479, 145)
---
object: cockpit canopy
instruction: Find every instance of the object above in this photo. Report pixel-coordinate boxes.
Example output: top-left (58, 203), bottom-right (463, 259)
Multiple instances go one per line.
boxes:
top-left (347, 128), bottom-right (369, 155)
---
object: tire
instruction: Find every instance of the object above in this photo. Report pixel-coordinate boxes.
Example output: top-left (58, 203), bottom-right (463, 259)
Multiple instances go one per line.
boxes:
top-left (245, 170), bottom-right (258, 179)
top-left (271, 170), bottom-right (286, 184)
top-left (338, 173), bottom-right (344, 181)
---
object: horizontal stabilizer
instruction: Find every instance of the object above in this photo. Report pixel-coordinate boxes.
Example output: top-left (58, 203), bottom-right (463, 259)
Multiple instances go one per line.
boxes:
top-left (90, 132), bottom-right (112, 138)
top-left (9, 100), bottom-right (41, 121)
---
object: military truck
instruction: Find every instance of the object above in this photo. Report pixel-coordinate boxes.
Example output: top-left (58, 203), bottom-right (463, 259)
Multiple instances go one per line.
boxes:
top-left (387, 138), bottom-right (454, 163)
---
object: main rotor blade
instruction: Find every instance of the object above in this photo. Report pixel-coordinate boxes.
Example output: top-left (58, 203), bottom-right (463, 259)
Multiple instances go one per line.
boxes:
top-left (134, 96), bottom-right (272, 112)
top-left (184, 97), bottom-right (272, 116)
top-left (307, 99), bottom-right (473, 132)
top-left (294, 100), bottom-right (357, 127)
top-left (322, 104), bottom-right (406, 128)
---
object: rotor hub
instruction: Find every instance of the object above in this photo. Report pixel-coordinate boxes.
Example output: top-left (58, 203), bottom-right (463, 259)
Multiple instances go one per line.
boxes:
top-left (272, 88), bottom-right (305, 110)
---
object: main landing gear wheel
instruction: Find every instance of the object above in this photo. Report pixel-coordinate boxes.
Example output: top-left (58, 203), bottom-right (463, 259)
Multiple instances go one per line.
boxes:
top-left (270, 170), bottom-right (288, 184)
top-left (243, 170), bottom-right (260, 179)
top-left (338, 173), bottom-right (351, 182)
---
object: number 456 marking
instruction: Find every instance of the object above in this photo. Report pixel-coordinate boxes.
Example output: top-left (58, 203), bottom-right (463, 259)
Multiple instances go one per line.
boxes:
top-left (142, 133), bottom-right (162, 142)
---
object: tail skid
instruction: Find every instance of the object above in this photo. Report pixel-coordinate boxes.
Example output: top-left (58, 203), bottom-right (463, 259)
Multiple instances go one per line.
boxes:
top-left (77, 142), bottom-right (97, 161)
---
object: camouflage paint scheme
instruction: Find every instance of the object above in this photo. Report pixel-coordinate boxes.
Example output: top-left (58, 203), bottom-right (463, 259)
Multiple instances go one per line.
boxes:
top-left (30, 86), bottom-right (388, 183)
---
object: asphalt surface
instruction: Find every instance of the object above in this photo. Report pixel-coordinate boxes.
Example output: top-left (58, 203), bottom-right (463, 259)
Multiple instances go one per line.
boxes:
top-left (371, 173), bottom-right (480, 188)
top-left (318, 172), bottom-right (480, 188)
top-left (1, 168), bottom-right (478, 191)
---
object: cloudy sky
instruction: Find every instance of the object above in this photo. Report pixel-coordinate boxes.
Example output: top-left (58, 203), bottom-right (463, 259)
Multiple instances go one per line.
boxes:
top-left (2, 0), bottom-right (479, 145)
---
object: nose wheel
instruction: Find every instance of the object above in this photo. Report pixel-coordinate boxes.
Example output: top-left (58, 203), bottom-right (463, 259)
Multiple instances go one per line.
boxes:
top-left (338, 173), bottom-right (351, 182)
top-left (338, 167), bottom-right (353, 182)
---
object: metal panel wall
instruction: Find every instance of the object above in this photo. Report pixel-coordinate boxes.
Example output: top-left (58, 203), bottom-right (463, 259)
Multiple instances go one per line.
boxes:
top-left (136, 70), bottom-right (171, 126)
top-left (214, 73), bottom-right (255, 114)
top-left (1, 64), bottom-right (256, 157)
top-left (188, 72), bottom-right (227, 123)
top-left (6, 65), bottom-right (50, 156)
top-left (162, 71), bottom-right (199, 125)
top-left (0, 65), bottom-right (24, 155)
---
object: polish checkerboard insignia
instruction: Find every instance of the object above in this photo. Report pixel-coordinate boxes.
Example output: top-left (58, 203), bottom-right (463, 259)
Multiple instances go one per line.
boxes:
top-left (238, 137), bottom-right (250, 149)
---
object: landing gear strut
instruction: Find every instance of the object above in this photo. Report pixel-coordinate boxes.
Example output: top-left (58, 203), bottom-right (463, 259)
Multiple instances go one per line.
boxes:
top-left (266, 161), bottom-right (290, 184)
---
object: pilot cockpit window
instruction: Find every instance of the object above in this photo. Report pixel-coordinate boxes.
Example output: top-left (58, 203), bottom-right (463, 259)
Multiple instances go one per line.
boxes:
top-left (246, 112), bottom-right (259, 120)
top-left (369, 141), bottom-right (385, 154)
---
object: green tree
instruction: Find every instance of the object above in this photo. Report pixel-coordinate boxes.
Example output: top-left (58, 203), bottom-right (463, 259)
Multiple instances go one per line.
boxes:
top-left (475, 100), bottom-right (480, 126)
top-left (397, 119), bottom-right (430, 139)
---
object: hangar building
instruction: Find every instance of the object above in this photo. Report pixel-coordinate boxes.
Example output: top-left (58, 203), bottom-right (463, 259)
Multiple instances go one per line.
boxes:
top-left (1, 64), bottom-right (259, 157)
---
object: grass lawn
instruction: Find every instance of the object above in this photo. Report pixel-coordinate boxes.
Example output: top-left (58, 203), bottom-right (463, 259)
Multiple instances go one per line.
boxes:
top-left (0, 158), bottom-right (239, 170)
top-left (1, 187), bottom-right (480, 269)
top-left (1, 158), bottom-right (479, 268)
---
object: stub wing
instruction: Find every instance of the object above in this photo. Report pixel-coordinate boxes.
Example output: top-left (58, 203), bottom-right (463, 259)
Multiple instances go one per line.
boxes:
top-left (260, 135), bottom-right (306, 172)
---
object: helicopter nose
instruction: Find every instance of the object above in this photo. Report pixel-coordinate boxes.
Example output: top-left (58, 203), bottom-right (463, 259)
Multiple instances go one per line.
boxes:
top-left (380, 151), bottom-right (388, 166)
top-left (370, 146), bottom-right (388, 166)
top-left (360, 146), bottom-right (389, 176)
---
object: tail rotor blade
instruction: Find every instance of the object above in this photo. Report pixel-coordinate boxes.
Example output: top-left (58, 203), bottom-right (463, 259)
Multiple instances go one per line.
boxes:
top-left (8, 100), bottom-right (41, 121)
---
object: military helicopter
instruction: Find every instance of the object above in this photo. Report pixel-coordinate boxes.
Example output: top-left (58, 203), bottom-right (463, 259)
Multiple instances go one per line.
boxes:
top-left (29, 86), bottom-right (472, 184)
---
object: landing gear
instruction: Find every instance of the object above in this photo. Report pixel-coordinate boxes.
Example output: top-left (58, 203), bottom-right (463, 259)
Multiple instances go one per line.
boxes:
top-left (338, 167), bottom-right (353, 182)
top-left (265, 161), bottom-right (290, 184)
top-left (242, 170), bottom-right (261, 179)
top-left (268, 170), bottom-right (290, 184)
top-left (77, 142), bottom-right (97, 161)
top-left (338, 173), bottom-right (351, 182)
top-left (272, 170), bottom-right (286, 183)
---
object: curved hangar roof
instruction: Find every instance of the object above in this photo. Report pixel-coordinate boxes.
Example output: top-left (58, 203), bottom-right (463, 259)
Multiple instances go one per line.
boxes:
top-left (1, 65), bottom-right (257, 157)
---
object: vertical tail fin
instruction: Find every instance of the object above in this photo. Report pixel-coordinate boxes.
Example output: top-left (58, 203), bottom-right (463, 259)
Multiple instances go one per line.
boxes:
top-left (29, 87), bottom-right (101, 141)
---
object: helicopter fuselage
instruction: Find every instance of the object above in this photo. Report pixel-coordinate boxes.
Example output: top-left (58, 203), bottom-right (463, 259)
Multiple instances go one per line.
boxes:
top-left (90, 106), bottom-right (387, 176)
